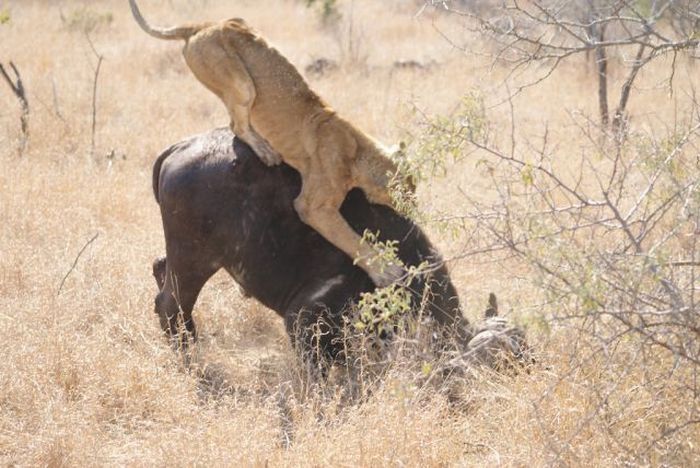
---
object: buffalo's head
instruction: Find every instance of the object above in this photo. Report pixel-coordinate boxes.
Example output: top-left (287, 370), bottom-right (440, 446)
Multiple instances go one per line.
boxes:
top-left (464, 293), bottom-right (533, 370)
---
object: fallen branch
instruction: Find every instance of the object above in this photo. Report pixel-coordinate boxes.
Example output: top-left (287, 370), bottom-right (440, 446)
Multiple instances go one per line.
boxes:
top-left (57, 233), bottom-right (99, 296)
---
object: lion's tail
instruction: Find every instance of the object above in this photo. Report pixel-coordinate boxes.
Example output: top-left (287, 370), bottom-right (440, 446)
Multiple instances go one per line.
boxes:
top-left (129, 0), bottom-right (208, 41)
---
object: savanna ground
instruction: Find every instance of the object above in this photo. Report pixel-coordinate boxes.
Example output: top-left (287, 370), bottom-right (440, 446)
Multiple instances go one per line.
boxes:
top-left (1, 0), bottom-right (699, 465)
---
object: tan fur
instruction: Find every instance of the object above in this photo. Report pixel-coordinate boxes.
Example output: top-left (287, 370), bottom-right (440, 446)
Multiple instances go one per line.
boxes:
top-left (129, 0), bottom-right (406, 287)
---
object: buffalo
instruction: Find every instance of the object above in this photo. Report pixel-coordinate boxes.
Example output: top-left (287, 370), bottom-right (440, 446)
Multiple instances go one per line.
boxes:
top-left (151, 128), bottom-right (527, 372)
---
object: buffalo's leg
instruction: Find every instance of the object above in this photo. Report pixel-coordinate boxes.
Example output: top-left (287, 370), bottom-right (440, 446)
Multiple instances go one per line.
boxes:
top-left (152, 256), bottom-right (167, 290)
top-left (284, 305), bottom-right (339, 381)
top-left (152, 256), bottom-right (216, 350)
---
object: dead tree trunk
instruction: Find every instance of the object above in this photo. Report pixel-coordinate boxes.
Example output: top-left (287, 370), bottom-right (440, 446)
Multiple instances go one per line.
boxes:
top-left (593, 24), bottom-right (610, 127)
top-left (612, 43), bottom-right (649, 133)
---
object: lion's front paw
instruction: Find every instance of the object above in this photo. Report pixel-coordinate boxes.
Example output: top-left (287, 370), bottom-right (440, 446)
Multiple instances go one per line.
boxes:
top-left (368, 262), bottom-right (406, 288)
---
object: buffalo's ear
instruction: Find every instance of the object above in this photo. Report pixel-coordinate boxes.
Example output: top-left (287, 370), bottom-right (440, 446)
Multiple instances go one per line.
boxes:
top-left (484, 292), bottom-right (498, 318)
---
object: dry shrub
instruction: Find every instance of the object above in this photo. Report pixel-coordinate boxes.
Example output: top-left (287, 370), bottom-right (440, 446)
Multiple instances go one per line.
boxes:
top-left (408, 54), bottom-right (700, 466)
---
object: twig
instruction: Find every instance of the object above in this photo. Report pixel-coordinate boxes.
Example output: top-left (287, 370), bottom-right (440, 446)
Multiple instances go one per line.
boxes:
top-left (57, 233), bottom-right (99, 296)
top-left (51, 76), bottom-right (66, 122)
top-left (0, 61), bottom-right (29, 156)
top-left (85, 33), bottom-right (104, 156)
top-left (666, 261), bottom-right (700, 267)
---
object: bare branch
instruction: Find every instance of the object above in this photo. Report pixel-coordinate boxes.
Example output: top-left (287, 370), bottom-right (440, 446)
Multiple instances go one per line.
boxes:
top-left (85, 32), bottom-right (104, 156)
top-left (57, 233), bottom-right (99, 296)
top-left (0, 61), bottom-right (29, 156)
top-left (612, 41), bottom-right (652, 132)
top-left (435, 0), bottom-right (700, 130)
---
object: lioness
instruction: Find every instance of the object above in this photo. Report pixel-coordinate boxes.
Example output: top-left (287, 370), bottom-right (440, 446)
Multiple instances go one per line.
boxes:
top-left (129, 0), bottom-right (409, 287)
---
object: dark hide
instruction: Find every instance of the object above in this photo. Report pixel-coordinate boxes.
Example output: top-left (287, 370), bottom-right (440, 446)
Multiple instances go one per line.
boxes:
top-left (152, 128), bottom-right (471, 366)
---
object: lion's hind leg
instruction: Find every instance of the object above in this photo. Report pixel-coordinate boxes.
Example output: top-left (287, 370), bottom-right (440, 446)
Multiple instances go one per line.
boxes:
top-left (228, 102), bottom-right (282, 166)
top-left (184, 32), bottom-right (282, 166)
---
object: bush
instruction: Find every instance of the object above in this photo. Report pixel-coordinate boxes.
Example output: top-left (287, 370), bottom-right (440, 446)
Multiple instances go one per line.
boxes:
top-left (415, 88), bottom-right (700, 461)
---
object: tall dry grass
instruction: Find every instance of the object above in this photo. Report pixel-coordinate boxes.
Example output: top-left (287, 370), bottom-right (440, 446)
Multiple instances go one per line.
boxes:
top-left (1, 0), bottom-right (698, 465)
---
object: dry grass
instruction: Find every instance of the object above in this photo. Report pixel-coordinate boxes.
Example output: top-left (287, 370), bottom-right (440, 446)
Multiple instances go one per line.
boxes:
top-left (1, 0), bottom-right (698, 465)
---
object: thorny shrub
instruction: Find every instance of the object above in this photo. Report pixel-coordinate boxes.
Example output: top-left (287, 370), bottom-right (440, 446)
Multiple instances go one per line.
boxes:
top-left (413, 89), bottom-right (700, 459)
